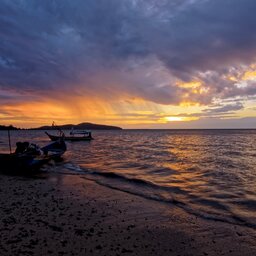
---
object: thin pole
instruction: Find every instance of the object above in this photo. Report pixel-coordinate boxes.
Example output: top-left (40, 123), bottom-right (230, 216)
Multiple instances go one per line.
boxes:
top-left (8, 130), bottom-right (12, 153)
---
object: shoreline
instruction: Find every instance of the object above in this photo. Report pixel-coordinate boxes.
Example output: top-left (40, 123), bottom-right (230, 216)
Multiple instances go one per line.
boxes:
top-left (0, 172), bottom-right (255, 255)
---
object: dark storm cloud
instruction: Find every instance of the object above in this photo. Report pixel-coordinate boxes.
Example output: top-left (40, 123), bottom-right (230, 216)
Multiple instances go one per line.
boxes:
top-left (153, 0), bottom-right (256, 73)
top-left (1, 0), bottom-right (256, 105)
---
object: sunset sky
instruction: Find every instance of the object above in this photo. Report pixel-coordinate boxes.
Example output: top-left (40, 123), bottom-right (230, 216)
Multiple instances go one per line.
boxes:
top-left (1, 0), bottom-right (256, 128)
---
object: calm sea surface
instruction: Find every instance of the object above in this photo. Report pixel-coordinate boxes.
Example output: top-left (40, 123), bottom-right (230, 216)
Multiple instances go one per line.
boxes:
top-left (1, 129), bottom-right (256, 228)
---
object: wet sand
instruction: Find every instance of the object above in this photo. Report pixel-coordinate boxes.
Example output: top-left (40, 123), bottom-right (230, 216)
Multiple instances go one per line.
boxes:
top-left (0, 173), bottom-right (255, 256)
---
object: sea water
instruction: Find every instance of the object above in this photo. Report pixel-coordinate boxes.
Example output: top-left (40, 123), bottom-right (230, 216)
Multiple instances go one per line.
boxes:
top-left (1, 129), bottom-right (255, 228)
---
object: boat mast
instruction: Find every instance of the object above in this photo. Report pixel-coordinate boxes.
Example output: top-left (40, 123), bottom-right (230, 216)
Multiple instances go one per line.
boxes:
top-left (8, 129), bottom-right (12, 153)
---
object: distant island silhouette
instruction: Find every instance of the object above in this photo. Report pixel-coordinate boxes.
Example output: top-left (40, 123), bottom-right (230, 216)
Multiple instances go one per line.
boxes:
top-left (0, 123), bottom-right (122, 130)
top-left (0, 125), bottom-right (20, 130)
top-left (33, 122), bottom-right (122, 130)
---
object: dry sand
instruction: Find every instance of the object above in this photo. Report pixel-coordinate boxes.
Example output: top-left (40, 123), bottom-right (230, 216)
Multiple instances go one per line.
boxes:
top-left (0, 172), bottom-right (256, 256)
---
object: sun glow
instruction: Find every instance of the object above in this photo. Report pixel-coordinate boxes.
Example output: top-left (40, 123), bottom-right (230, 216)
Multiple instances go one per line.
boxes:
top-left (165, 116), bottom-right (184, 121)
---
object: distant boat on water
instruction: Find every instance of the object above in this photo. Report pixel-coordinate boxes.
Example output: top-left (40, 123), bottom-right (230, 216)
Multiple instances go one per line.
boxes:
top-left (45, 123), bottom-right (93, 141)
top-left (45, 130), bottom-right (93, 141)
top-left (44, 121), bottom-right (93, 142)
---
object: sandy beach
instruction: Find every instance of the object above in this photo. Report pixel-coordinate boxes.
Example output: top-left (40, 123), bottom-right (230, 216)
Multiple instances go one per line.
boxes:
top-left (0, 172), bottom-right (255, 256)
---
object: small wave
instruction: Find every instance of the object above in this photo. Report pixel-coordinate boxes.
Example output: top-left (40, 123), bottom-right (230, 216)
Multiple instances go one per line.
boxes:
top-left (180, 204), bottom-right (256, 229)
top-left (148, 167), bottom-right (177, 176)
top-left (227, 151), bottom-right (243, 156)
top-left (193, 198), bottom-right (231, 211)
top-left (93, 179), bottom-right (183, 205)
top-left (64, 163), bottom-right (83, 172)
top-left (85, 169), bottom-right (185, 194)
top-left (231, 199), bottom-right (256, 211)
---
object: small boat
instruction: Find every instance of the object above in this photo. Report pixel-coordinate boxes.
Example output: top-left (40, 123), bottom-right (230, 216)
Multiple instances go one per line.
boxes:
top-left (45, 129), bottom-right (93, 141)
top-left (0, 139), bottom-right (66, 173)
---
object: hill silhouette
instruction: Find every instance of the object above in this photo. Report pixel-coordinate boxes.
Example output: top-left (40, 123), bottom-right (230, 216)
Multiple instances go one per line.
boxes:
top-left (34, 122), bottom-right (122, 130)
top-left (0, 125), bottom-right (20, 130)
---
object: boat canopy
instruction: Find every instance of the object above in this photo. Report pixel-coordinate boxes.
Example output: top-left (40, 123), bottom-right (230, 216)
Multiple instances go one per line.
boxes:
top-left (70, 127), bottom-right (91, 135)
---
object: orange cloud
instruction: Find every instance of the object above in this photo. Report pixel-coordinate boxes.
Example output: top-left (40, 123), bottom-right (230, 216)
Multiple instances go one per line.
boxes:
top-left (176, 80), bottom-right (202, 89)
top-left (242, 70), bottom-right (256, 81)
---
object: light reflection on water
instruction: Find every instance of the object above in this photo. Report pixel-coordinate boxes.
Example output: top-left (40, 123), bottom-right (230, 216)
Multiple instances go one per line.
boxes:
top-left (0, 129), bottom-right (256, 227)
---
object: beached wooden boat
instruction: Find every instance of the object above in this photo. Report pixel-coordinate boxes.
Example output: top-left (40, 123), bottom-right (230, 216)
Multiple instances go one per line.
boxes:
top-left (0, 139), bottom-right (66, 173)
top-left (45, 131), bottom-right (93, 141)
